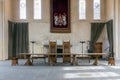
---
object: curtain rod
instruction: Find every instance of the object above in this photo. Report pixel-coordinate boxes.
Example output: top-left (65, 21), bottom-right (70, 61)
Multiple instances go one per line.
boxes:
top-left (8, 20), bottom-right (29, 23)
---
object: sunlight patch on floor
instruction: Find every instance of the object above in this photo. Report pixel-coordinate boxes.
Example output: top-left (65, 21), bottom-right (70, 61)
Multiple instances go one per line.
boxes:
top-left (62, 66), bottom-right (106, 70)
top-left (109, 66), bottom-right (120, 69)
top-left (64, 72), bottom-right (120, 78)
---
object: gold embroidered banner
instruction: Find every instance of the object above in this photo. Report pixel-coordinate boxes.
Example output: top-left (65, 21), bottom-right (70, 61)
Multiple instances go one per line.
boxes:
top-left (50, 0), bottom-right (71, 33)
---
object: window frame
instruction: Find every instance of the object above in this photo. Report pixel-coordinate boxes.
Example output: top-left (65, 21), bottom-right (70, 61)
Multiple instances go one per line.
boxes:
top-left (33, 0), bottom-right (42, 20)
top-left (79, 0), bottom-right (86, 20)
top-left (93, 0), bottom-right (101, 20)
top-left (19, 0), bottom-right (27, 19)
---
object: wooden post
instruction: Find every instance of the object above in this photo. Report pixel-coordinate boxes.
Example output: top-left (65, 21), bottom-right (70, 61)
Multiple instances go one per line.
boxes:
top-left (108, 57), bottom-right (115, 65)
top-left (24, 54), bottom-right (32, 66)
top-left (12, 57), bottom-right (18, 66)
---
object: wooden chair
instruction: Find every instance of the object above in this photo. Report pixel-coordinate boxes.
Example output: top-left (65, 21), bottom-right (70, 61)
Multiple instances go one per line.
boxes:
top-left (108, 57), bottom-right (115, 65)
top-left (48, 41), bottom-right (57, 65)
top-left (62, 41), bottom-right (71, 63)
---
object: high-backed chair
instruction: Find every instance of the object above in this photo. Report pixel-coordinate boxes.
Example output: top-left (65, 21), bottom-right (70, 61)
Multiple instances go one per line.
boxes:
top-left (62, 41), bottom-right (71, 63)
top-left (48, 41), bottom-right (57, 65)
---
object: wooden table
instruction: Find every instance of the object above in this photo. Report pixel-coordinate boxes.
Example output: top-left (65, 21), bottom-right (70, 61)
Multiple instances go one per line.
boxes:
top-left (72, 53), bottom-right (106, 65)
top-left (47, 53), bottom-right (71, 65)
top-left (31, 54), bottom-right (47, 63)
top-left (19, 53), bottom-right (106, 66)
top-left (88, 53), bottom-right (104, 65)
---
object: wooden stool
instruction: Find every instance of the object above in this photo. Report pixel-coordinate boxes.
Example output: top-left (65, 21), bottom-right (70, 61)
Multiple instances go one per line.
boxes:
top-left (108, 57), bottom-right (115, 65)
top-left (12, 57), bottom-right (18, 66)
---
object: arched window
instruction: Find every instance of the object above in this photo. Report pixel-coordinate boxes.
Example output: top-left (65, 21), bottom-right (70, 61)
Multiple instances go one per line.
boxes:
top-left (19, 0), bottom-right (26, 19)
top-left (79, 0), bottom-right (86, 19)
top-left (33, 0), bottom-right (42, 19)
top-left (93, 0), bottom-right (101, 19)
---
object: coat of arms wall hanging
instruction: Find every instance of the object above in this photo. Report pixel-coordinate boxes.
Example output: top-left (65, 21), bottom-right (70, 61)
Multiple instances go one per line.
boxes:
top-left (50, 0), bottom-right (71, 33)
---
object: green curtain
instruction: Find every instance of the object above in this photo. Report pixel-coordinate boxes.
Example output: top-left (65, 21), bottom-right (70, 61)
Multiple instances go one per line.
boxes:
top-left (89, 23), bottom-right (105, 52)
top-left (8, 21), bottom-right (29, 58)
top-left (8, 21), bottom-right (14, 58)
top-left (106, 20), bottom-right (114, 57)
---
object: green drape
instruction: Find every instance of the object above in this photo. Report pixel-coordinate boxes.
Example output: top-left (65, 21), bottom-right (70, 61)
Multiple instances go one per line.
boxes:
top-left (8, 21), bottom-right (14, 58)
top-left (8, 21), bottom-right (29, 58)
top-left (106, 20), bottom-right (114, 57)
top-left (89, 23), bottom-right (105, 52)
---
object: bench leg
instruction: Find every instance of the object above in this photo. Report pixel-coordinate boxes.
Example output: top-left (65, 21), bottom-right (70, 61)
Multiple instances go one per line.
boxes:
top-left (44, 58), bottom-right (46, 63)
top-left (12, 57), bottom-right (18, 66)
top-left (108, 57), bottom-right (115, 66)
top-left (89, 58), bottom-right (90, 63)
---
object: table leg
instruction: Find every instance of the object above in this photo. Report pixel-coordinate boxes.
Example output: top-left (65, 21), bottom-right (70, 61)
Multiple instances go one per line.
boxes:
top-left (93, 55), bottom-right (99, 65)
top-left (72, 55), bottom-right (77, 65)
top-left (48, 55), bottom-right (54, 66)
top-left (25, 54), bottom-right (32, 66)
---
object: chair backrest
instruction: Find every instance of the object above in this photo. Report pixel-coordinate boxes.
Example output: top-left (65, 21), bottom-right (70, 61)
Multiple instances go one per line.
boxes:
top-left (63, 41), bottom-right (70, 53)
top-left (49, 41), bottom-right (57, 53)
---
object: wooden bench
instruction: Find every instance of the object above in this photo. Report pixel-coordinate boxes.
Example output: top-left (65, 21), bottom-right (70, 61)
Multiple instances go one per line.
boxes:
top-left (31, 54), bottom-right (46, 63)
top-left (76, 55), bottom-right (91, 64)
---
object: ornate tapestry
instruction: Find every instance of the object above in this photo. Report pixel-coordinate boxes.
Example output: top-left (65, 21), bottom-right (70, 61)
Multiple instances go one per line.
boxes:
top-left (50, 0), bottom-right (71, 33)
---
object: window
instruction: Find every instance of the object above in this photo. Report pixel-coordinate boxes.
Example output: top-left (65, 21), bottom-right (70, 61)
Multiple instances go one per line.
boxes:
top-left (93, 0), bottom-right (100, 19)
top-left (34, 0), bottom-right (42, 19)
top-left (20, 0), bottom-right (26, 19)
top-left (79, 0), bottom-right (86, 19)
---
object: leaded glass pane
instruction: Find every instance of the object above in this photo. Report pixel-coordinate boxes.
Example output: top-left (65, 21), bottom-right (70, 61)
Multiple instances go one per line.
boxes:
top-left (20, 0), bottom-right (26, 19)
top-left (79, 0), bottom-right (86, 19)
top-left (93, 0), bottom-right (100, 19)
top-left (34, 0), bottom-right (41, 19)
